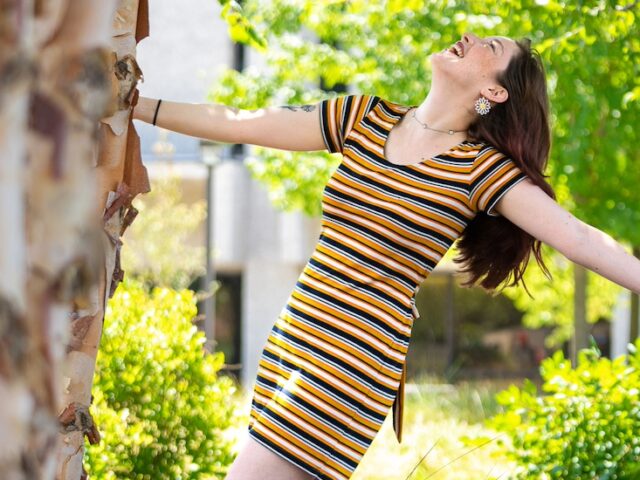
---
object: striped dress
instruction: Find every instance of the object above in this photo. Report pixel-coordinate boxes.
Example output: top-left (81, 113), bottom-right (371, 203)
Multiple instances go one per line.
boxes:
top-left (246, 94), bottom-right (528, 479)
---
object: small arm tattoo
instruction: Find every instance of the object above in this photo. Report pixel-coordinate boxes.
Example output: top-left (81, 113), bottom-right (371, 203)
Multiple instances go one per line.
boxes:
top-left (279, 105), bottom-right (316, 112)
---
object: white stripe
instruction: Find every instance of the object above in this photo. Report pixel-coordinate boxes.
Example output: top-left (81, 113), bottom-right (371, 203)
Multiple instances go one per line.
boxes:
top-left (282, 303), bottom-right (407, 366)
top-left (250, 424), bottom-right (348, 479)
top-left (252, 390), bottom-right (364, 462)
top-left (263, 342), bottom-right (392, 415)
top-left (326, 188), bottom-right (457, 253)
top-left (258, 357), bottom-right (376, 441)
top-left (275, 317), bottom-right (399, 388)
top-left (304, 260), bottom-right (409, 318)
top-left (323, 227), bottom-right (423, 284)
top-left (285, 295), bottom-right (404, 362)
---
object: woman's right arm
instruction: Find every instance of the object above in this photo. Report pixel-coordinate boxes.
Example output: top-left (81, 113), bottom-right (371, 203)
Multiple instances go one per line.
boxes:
top-left (133, 96), bottom-right (327, 152)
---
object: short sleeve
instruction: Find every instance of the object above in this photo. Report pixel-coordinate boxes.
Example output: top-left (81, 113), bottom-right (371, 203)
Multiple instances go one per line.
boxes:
top-left (468, 146), bottom-right (529, 217)
top-left (318, 94), bottom-right (374, 154)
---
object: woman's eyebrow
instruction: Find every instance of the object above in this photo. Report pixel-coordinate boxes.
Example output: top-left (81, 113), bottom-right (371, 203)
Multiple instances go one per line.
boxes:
top-left (493, 38), bottom-right (505, 55)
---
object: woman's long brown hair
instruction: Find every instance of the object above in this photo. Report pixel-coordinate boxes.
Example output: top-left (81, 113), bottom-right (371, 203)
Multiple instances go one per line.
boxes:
top-left (454, 38), bottom-right (555, 296)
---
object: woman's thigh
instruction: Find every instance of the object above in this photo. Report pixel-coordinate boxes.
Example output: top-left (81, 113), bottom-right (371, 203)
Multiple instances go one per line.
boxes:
top-left (225, 435), bottom-right (316, 480)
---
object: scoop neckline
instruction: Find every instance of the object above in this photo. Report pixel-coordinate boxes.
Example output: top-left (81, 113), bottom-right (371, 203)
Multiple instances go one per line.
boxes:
top-left (381, 102), bottom-right (471, 168)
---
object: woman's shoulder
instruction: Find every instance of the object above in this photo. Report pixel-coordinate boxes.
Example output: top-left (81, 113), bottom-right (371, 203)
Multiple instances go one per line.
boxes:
top-left (324, 93), bottom-right (383, 118)
top-left (467, 140), bottom-right (509, 159)
top-left (375, 96), bottom-right (414, 114)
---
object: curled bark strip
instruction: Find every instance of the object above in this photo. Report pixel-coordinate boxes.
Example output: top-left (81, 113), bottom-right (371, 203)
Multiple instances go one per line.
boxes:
top-left (127, 84), bottom-right (139, 109)
top-left (120, 203), bottom-right (139, 236)
top-left (102, 181), bottom-right (132, 223)
top-left (135, 0), bottom-right (149, 43)
top-left (113, 0), bottom-right (140, 37)
top-left (123, 118), bottom-right (150, 198)
top-left (114, 54), bottom-right (142, 110)
top-left (58, 402), bottom-right (101, 445)
top-left (108, 242), bottom-right (124, 299)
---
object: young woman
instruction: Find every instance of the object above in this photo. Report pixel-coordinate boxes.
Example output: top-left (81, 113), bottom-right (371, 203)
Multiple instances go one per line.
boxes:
top-left (133, 33), bottom-right (640, 480)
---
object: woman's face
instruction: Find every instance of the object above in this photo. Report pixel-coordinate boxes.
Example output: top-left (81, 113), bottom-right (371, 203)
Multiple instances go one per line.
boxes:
top-left (431, 32), bottom-right (520, 93)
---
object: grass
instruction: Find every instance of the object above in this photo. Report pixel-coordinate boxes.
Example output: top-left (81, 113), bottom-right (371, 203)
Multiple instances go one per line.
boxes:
top-left (351, 376), bottom-right (519, 480)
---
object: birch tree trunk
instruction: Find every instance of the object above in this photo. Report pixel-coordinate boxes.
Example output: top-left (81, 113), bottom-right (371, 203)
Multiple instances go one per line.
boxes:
top-left (56, 1), bottom-right (150, 479)
top-left (0, 0), bottom-right (37, 477)
top-left (0, 0), bottom-right (117, 478)
top-left (0, 1), bottom-right (149, 478)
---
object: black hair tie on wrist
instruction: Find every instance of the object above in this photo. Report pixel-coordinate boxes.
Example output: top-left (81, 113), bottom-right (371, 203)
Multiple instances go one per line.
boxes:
top-left (152, 99), bottom-right (162, 126)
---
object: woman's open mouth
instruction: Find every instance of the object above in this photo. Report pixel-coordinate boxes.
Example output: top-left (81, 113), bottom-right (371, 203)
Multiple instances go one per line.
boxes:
top-left (448, 41), bottom-right (465, 58)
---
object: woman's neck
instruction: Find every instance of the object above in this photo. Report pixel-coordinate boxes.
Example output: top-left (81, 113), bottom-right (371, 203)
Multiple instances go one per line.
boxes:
top-left (412, 81), bottom-right (475, 137)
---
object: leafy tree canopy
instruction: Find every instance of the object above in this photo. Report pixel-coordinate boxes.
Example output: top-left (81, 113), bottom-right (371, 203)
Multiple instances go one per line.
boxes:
top-left (213, 1), bottom-right (638, 342)
top-left (214, 0), bottom-right (639, 241)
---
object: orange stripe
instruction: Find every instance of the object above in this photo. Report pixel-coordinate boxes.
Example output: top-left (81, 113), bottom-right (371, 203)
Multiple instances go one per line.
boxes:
top-left (264, 339), bottom-right (396, 407)
top-left (278, 312), bottom-right (403, 378)
top-left (251, 418), bottom-right (351, 479)
top-left (251, 387), bottom-right (367, 456)
top-left (257, 359), bottom-right (383, 433)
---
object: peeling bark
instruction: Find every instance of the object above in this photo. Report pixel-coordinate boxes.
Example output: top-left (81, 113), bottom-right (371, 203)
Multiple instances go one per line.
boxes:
top-left (56, 1), bottom-right (150, 479)
top-left (0, 0), bottom-right (149, 478)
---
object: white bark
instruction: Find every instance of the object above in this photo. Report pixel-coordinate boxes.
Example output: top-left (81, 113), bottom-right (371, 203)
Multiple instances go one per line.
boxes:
top-left (0, 0), bottom-right (34, 476)
top-left (56, 1), bottom-right (150, 479)
top-left (0, 1), bottom-right (148, 479)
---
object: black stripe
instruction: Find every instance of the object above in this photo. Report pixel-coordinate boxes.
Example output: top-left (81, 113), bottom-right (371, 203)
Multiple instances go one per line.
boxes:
top-left (254, 374), bottom-right (374, 444)
top-left (320, 98), bottom-right (340, 153)
top-left (260, 349), bottom-right (388, 421)
top-left (283, 303), bottom-right (406, 370)
top-left (270, 323), bottom-right (398, 396)
top-left (317, 234), bottom-right (416, 287)
top-left (323, 185), bottom-right (454, 247)
top-left (247, 429), bottom-right (335, 480)
top-left (252, 398), bottom-right (360, 469)
top-left (292, 280), bottom-right (411, 344)
top-left (306, 257), bottom-right (409, 312)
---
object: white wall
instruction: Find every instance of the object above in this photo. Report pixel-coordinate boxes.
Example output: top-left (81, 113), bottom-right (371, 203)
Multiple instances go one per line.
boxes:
top-left (135, 0), bottom-right (229, 161)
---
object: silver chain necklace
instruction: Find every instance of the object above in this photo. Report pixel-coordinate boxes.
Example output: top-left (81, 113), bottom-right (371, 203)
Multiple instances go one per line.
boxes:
top-left (411, 108), bottom-right (466, 136)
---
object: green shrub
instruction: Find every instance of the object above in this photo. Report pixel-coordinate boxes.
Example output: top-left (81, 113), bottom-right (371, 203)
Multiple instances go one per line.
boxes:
top-left (489, 342), bottom-right (640, 479)
top-left (85, 278), bottom-right (243, 479)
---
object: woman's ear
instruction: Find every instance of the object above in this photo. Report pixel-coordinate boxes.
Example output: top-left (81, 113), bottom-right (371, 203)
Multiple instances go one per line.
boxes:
top-left (481, 85), bottom-right (509, 104)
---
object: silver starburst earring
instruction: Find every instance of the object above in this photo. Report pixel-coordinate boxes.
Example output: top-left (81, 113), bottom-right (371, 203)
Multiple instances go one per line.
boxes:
top-left (474, 96), bottom-right (491, 115)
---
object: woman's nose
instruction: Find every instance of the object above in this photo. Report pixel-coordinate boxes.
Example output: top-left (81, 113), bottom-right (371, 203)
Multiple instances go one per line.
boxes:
top-left (462, 33), bottom-right (477, 45)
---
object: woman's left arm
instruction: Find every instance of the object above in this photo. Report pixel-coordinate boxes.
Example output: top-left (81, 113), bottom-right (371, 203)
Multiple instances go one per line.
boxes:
top-left (494, 179), bottom-right (640, 295)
